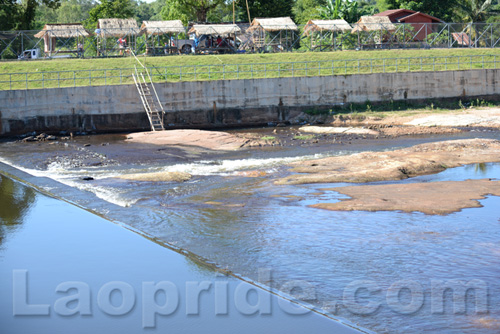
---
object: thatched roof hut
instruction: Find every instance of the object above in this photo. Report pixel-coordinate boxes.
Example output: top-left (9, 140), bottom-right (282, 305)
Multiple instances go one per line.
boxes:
top-left (247, 17), bottom-right (298, 32)
top-left (96, 18), bottom-right (140, 37)
top-left (34, 23), bottom-right (89, 38)
top-left (140, 20), bottom-right (185, 35)
top-left (351, 16), bottom-right (397, 33)
top-left (188, 24), bottom-right (241, 36)
top-left (303, 20), bottom-right (352, 36)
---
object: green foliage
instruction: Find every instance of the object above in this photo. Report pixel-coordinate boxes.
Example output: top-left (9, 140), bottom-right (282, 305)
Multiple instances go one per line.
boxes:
top-left (261, 136), bottom-right (276, 140)
top-left (85, 0), bottom-right (135, 29)
top-left (238, 0), bottom-right (293, 22)
top-left (319, 0), bottom-right (371, 23)
top-left (292, 0), bottom-right (324, 24)
top-left (381, 0), bottom-right (456, 22)
top-left (1, 0), bottom-right (23, 30)
top-left (455, 0), bottom-right (494, 22)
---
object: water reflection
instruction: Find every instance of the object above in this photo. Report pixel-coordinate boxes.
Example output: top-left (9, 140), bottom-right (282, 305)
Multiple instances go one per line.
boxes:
top-left (0, 175), bottom-right (35, 245)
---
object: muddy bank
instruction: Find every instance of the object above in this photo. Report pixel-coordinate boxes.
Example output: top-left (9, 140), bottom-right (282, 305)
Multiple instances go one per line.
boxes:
top-left (276, 139), bottom-right (500, 185)
top-left (311, 179), bottom-right (500, 215)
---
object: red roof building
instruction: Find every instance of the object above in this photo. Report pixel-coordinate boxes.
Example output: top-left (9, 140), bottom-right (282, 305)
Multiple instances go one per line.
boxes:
top-left (374, 9), bottom-right (443, 41)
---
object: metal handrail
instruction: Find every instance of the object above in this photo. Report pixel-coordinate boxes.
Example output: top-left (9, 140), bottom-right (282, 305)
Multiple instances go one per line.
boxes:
top-left (0, 54), bottom-right (497, 90)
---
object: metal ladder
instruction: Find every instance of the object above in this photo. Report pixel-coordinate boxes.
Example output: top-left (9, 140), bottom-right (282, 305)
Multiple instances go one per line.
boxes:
top-left (132, 66), bottom-right (165, 131)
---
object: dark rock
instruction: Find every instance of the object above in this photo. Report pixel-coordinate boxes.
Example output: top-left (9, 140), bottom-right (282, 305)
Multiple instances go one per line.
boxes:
top-left (82, 177), bottom-right (94, 181)
top-left (83, 144), bottom-right (91, 147)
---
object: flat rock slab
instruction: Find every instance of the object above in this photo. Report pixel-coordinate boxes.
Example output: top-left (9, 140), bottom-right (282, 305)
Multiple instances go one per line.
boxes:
top-left (276, 139), bottom-right (500, 185)
top-left (117, 171), bottom-right (192, 182)
top-left (405, 111), bottom-right (500, 127)
top-left (299, 126), bottom-right (379, 136)
top-left (125, 130), bottom-right (248, 151)
top-left (311, 179), bottom-right (500, 215)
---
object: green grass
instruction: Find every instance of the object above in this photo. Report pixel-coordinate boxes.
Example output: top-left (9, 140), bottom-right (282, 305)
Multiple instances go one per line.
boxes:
top-left (1, 48), bottom-right (500, 90)
top-left (293, 135), bottom-right (315, 140)
top-left (261, 136), bottom-right (276, 141)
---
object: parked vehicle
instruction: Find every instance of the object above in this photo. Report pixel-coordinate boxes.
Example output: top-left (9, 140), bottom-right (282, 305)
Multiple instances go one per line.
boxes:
top-left (171, 39), bottom-right (195, 54)
top-left (18, 48), bottom-right (41, 60)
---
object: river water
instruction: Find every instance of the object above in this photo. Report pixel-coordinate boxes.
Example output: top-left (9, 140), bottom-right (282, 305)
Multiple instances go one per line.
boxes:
top-left (1, 128), bottom-right (499, 333)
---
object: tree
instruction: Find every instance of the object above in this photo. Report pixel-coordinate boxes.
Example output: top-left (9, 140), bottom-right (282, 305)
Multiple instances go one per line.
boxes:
top-left (160, 0), bottom-right (226, 23)
top-left (85, 0), bottom-right (135, 28)
top-left (319, 0), bottom-right (370, 22)
top-left (456, 0), bottom-right (494, 22)
top-left (238, 0), bottom-right (294, 22)
top-left (379, 0), bottom-right (457, 22)
top-left (1, 0), bottom-right (23, 30)
top-left (292, 0), bottom-right (324, 25)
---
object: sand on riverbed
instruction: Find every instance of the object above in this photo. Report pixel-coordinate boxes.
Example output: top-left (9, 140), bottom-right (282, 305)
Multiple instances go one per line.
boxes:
top-left (311, 179), bottom-right (500, 215)
top-left (276, 139), bottom-right (500, 185)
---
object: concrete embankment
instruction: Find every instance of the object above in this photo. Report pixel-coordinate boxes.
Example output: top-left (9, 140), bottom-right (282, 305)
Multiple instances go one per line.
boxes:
top-left (1, 69), bottom-right (499, 136)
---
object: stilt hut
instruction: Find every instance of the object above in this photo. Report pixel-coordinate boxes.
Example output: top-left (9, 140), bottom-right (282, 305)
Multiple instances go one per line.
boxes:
top-left (352, 16), bottom-right (397, 49)
top-left (34, 23), bottom-right (89, 57)
top-left (303, 19), bottom-right (352, 51)
top-left (96, 18), bottom-right (140, 56)
top-left (187, 24), bottom-right (241, 54)
top-left (246, 17), bottom-right (298, 52)
top-left (140, 20), bottom-right (185, 55)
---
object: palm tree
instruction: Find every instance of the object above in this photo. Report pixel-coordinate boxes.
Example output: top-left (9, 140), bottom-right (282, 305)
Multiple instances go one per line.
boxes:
top-left (456, 0), bottom-right (493, 22)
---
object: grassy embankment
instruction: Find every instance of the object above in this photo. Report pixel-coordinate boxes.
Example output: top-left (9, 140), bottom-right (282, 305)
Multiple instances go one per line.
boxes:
top-left (1, 48), bottom-right (500, 89)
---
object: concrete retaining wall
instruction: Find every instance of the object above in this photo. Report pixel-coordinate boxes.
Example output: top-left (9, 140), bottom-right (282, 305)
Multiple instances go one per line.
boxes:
top-left (1, 69), bottom-right (498, 136)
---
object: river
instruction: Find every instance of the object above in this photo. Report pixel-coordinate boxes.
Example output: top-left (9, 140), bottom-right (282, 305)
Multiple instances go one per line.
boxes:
top-left (1, 127), bottom-right (499, 333)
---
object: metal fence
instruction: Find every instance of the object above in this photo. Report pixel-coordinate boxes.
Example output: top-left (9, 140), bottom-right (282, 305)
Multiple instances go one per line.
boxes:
top-left (1, 55), bottom-right (497, 90)
top-left (2, 22), bottom-right (500, 60)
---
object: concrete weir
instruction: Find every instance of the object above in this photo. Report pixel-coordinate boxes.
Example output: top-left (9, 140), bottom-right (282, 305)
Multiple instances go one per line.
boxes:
top-left (1, 69), bottom-right (499, 136)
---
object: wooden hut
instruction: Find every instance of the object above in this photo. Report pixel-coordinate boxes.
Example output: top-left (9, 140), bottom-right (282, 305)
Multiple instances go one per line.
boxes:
top-left (187, 24), bottom-right (241, 37)
top-left (303, 19), bottom-right (352, 51)
top-left (187, 24), bottom-right (241, 54)
top-left (34, 23), bottom-right (89, 56)
top-left (140, 20), bottom-right (185, 55)
top-left (352, 16), bottom-right (397, 49)
top-left (96, 18), bottom-right (140, 56)
top-left (351, 16), bottom-right (397, 33)
top-left (246, 17), bottom-right (298, 52)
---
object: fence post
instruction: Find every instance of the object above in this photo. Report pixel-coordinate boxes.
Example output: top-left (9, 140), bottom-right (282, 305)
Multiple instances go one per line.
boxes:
top-left (408, 58), bottom-right (410, 72)
top-left (305, 62), bottom-right (308, 76)
top-left (10, 74), bottom-right (12, 90)
top-left (265, 64), bottom-right (267, 78)
top-left (278, 63), bottom-right (280, 77)
top-left (318, 62), bottom-right (320, 76)
top-left (237, 64), bottom-right (239, 79)
top-left (25, 73), bottom-right (28, 89)
top-left (482, 55), bottom-right (484, 69)
top-left (371, 59), bottom-right (373, 73)
top-left (120, 69), bottom-right (122, 84)
top-left (420, 57), bottom-right (423, 71)
top-left (180, 66), bottom-right (182, 81)
top-left (331, 60), bottom-right (334, 75)
top-left (292, 63), bottom-right (294, 77)
top-left (58, 72), bottom-right (60, 88)
top-left (42, 73), bottom-right (45, 89)
top-left (383, 59), bottom-right (386, 73)
top-left (73, 71), bottom-right (75, 87)
top-left (358, 60), bottom-right (360, 74)
top-left (345, 60), bottom-right (347, 74)
top-left (458, 56), bottom-right (460, 70)
top-left (433, 57), bottom-right (435, 71)
top-left (104, 70), bottom-right (107, 86)
top-left (89, 70), bottom-right (91, 85)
